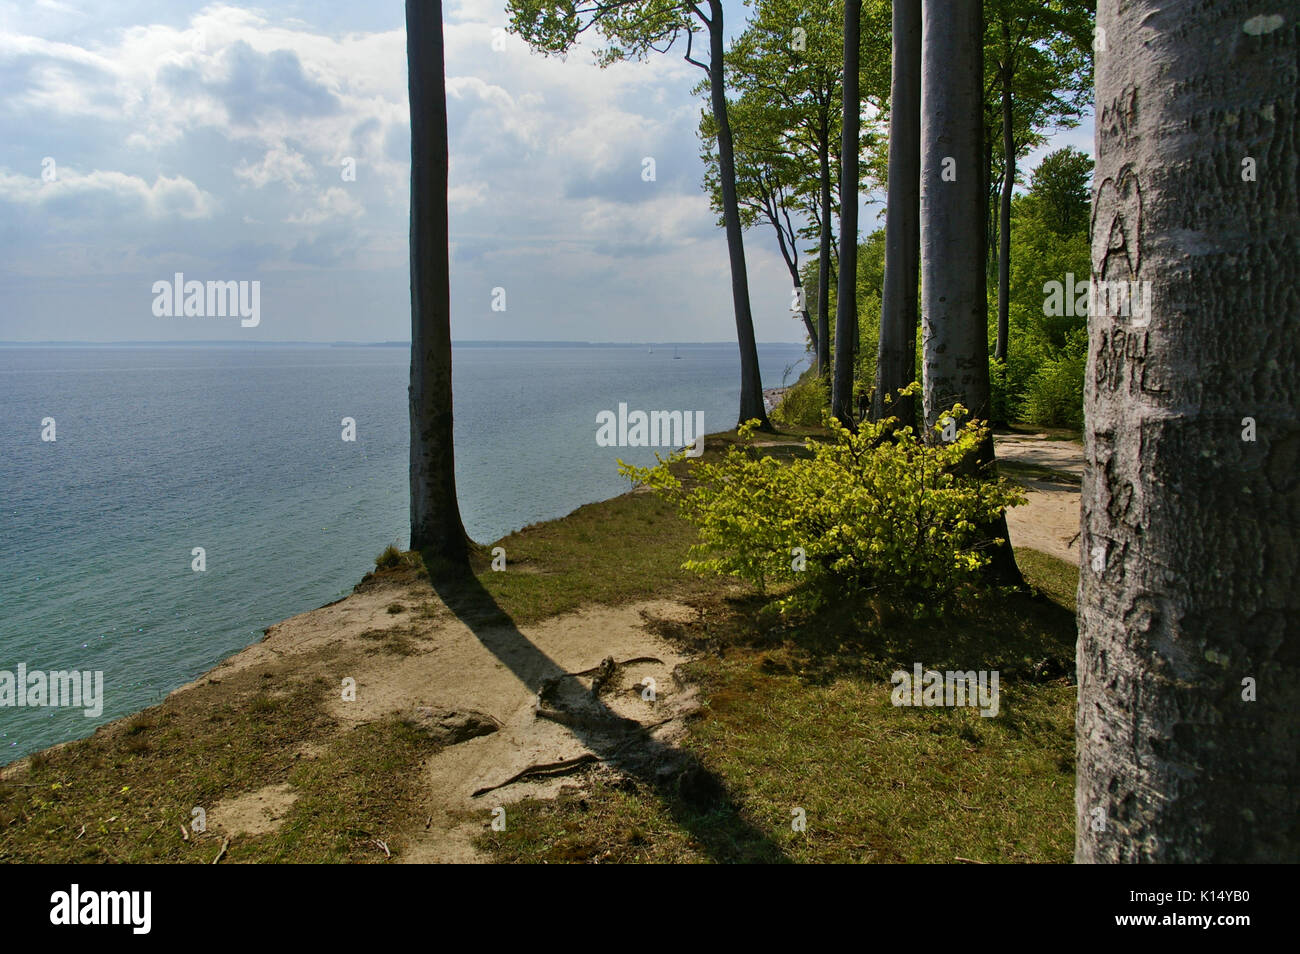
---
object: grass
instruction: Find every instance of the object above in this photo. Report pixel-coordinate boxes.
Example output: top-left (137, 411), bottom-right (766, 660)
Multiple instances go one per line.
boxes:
top-left (1, 422), bottom-right (1081, 864)
top-left (477, 547), bottom-right (1079, 863)
top-left (0, 658), bottom-right (443, 863)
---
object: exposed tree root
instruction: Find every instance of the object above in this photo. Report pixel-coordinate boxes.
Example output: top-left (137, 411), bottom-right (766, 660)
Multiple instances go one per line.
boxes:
top-left (471, 754), bottom-right (602, 797)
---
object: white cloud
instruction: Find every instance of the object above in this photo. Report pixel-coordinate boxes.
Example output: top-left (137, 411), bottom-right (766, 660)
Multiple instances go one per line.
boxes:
top-left (285, 185), bottom-right (362, 224)
top-left (0, 167), bottom-right (216, 219)
top-left (234, 145), bottom-right (314, 190)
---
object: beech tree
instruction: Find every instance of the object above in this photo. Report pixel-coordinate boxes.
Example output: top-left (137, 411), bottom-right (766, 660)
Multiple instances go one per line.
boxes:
top-left (407, 0), bottom-right (470, 565)
top-left (509, 0), bottom-right (771, 429)
top-left (919, 0), bottom-right (1018, 583)
top-left (872, 0), bottom-right (920, 426)
top-left (830, 0), bottom-right (861, 426)
top-left (698, 98), bottom-right (820, 350)
top-left (1077, 1), bottom-right (1299, 862)
top-left (701, 0), bottom-right (850, 375)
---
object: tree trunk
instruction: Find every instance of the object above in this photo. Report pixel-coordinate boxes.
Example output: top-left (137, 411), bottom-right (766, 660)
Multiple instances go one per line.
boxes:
top-left (817, 111), bottom-right (833, 379)
top-left (707, 0), bottom-right (772, 430)
top-left (407, 0), bottom-right (469, 565)
top-left (995, 28), bottom-right (1013, 365)
top-left (832, 0), bottom-right (860, 426)
top-left (1077, 0), bottom-right (1300, 863)
top-left (873, 0), bottom-right (920, 427)
top-left (920, 0), bottom-right (1019, 584)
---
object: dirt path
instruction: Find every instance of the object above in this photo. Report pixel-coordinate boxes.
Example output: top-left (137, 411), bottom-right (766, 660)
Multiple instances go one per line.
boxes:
top-left (994, 432), bottom-right (1083, 566)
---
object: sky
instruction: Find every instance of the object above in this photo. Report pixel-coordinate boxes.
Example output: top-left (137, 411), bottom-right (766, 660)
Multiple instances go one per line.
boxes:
top-left (0, 0), bottom-right (1093, 344)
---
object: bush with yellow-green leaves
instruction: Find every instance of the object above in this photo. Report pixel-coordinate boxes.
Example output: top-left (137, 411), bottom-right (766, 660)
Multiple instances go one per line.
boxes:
top-left (619, 402), bottom-right (1025, 614)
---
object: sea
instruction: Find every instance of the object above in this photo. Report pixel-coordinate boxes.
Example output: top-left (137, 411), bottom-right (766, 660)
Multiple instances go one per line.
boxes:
top-left (0, 341), bottom-right (808, 761)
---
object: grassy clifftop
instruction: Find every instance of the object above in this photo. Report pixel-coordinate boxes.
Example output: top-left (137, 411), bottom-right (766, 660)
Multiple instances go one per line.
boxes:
top-left (0, 426), bottom-right (1078, 863)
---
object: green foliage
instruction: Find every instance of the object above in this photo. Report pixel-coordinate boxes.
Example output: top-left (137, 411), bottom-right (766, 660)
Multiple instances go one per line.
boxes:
top-left (771, 372), bottom-right (829, 426)
top-left (620, 393), bottom-right (1025, 613)
top-left (854, 227), bottom-right (886, 404)
top-left (996, 148), bottom-right (1092, 424)
top-left (1022, 332), bottom-right (1087, 429)
top-left (1023, 146), bottom-right (1093, 237)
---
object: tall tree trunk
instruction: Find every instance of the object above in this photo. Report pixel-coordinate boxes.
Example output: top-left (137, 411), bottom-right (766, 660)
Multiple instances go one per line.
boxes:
top-left (407, 0), bottom-right (469, 564)
top-left (919, 0), bottom-right (1019, 583)
top-left (707, 0), bottom-right (772, 430)
top-left (1077, 0), bottom-right (1300, 863)
top-left (873, 0), bottom-right (921, 427)
top-left (832, 0), bottom-right (861, 426)
top-left (995, 27), bottom-right (1013, 365)
top-left (817, 111), bottom-right (833, 378)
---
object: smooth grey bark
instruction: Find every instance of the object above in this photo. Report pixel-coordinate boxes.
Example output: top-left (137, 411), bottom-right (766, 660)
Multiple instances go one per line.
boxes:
top-left (407, 0), bottom-right (469, 563)
top-left (1077, 0), bottom-right (1300, 863)
top-left (706, 0), bottom-right (772, 430)
top-left (832, 0), bottom-right (861, 426)
top-left (920, 0), bottom-right (1019, 584)
top-left (995, 25), bottom-right (1014, 365)
top-left (873, 0), bottom-right (921, 426)
top-left (817, 110), bottom-right (833, 378)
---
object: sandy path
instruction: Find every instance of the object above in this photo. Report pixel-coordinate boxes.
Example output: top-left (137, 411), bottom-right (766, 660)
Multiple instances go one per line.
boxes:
top-left (994, 433), bottom-right (1083, 565)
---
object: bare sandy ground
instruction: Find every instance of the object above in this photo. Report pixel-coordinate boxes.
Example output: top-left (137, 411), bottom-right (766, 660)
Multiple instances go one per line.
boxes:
top-left (994, 433), bottom-right (1084, 566)
top-left (182, 586), bottom-right (701, 862)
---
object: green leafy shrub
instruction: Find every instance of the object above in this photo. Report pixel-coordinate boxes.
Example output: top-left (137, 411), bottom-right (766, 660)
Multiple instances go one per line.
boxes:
top-left (771, 373), bottom-right (828, 427)
top-left (620, 396), bottom-right (1026, 614)
top-left (1022, 341), bottom-right (1085, 429)
top-left (988, 358), bottom-right (1017, 426)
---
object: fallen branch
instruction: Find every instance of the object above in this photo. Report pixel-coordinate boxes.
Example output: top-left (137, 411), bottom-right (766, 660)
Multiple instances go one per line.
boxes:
top-left (212, 837), bottom-right (230, 864)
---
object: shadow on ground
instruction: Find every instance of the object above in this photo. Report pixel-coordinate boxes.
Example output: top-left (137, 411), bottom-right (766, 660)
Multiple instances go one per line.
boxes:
top-left (424, 555), bottom-right (790, 863)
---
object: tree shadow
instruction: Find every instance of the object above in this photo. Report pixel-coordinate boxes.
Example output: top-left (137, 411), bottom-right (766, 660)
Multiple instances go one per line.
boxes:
top-left (423, 558), bottom-right (790, 863)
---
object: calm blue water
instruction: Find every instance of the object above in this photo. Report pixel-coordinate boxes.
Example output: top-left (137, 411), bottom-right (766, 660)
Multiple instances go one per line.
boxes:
top-left (0, 342), bottom-right (807, 761)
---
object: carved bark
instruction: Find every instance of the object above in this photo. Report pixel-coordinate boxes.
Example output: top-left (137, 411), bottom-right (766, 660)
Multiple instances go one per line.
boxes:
top-left (874, 0), bottom-right (921, 426)
top-left (1077, 2), bottom-right (1300, 862)
top-left (407, 0), bottom-right (469, 562)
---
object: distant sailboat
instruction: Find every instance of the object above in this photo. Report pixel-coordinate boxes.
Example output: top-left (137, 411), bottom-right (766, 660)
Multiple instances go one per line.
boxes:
top-left (673, 346), bottom-right (681, 360)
